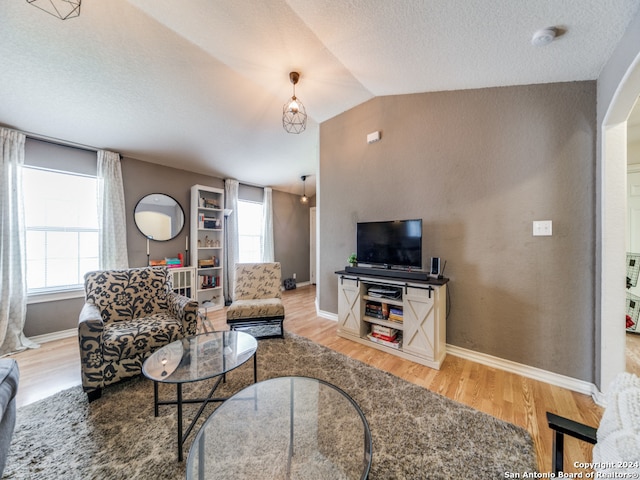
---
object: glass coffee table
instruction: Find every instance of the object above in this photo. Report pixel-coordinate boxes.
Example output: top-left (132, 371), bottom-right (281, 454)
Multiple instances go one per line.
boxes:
top-left (142, 331), bottom-right (258, 461)
top-left (187, 376), bottom-right (372, 479)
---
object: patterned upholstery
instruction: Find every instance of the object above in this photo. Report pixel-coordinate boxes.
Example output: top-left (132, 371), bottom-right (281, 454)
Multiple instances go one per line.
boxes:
top-left (232, 262), bottom-right (282, 301)
top-left (226, 263), bottom-right (285, 338)
top-left (78, 267), bottom-right (198, 400)
top-left (226, 298), bottom-right (284, 320)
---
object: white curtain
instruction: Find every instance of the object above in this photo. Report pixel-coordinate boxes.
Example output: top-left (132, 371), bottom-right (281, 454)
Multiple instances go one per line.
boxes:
top-left (97, 150), bottom-right (129, 270)
top-left (224, 179), bottom-right (239, 304)
top-left (0, 128), bottom-right (38, 356)
top-left (261, 187), bottom-right (274, 262)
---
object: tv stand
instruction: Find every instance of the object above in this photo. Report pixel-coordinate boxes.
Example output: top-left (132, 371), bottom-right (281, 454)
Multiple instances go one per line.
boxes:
top-left (336, 269), bottom-right (447, 369)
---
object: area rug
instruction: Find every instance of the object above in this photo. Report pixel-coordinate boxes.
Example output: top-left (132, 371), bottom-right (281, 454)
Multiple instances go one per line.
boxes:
top-left (4, 333), bottom-right (537, 479)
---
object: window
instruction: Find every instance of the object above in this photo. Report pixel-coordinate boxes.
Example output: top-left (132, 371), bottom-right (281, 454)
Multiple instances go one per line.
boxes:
top-left (23, 166), bottom-right (99, 295)
top-left (237, 200), bottom-right (263, 263)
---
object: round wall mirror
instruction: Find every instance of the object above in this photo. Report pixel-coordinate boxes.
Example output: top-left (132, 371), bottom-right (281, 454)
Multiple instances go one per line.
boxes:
top-left (134, 193), bottom-right (185, 241)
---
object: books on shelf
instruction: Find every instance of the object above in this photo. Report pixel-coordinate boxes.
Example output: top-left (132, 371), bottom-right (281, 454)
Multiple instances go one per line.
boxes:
top-left (199, 275), bottom-right (220, 289)
top-left (198, 213), bottom-right (221, 229)
top-left (149, 257), bottom-right (183, 268)
top-left (371, 331), bottom-right (396, 342)
top-left (388, 307), bottom-right (404, 323)
top-left (367, 333), bottom-right (402, 349)
top-left (365, 301), bottom-right (394, 319)
top-left (365, 301), bottom-right (386, 319)
top-left (371, 324), bottom-right (398, 338)
top-left (368, 324), bottom-right (402, 349)
top-left (366, 300), bottom-right (405, 323)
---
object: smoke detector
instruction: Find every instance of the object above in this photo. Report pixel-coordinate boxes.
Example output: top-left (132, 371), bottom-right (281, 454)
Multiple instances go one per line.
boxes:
top-left (531, 27), bottom-right (557, 47)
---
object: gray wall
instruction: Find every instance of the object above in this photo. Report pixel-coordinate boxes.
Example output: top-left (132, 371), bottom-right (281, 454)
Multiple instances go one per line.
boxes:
top-left (121, 157), bottom-right (223, 268)
top-left (25, 155), bottom-right (309, 337)
top-left (318, 81), bottom-right (596, 382)
top-left (273, 189), bottom-right (310, 283)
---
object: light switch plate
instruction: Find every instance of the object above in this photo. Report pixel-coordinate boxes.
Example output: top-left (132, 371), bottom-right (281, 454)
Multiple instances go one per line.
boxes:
top-left (533, 220), bottom-right (552, 236)
top-left (367, 131), bottom-right (381, 144)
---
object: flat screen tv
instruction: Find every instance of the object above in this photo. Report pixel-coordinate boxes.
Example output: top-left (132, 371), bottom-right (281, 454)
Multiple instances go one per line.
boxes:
top-left (356, 219), bottom-right (422, 269)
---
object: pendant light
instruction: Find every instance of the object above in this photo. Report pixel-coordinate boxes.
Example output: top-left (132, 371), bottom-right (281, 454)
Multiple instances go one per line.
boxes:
top-left (300, 175), bottom-right (309, 204)
top-left (283, 72), bottom-right (307, 134)
top-left (26, 0), bottom-right (81, 20)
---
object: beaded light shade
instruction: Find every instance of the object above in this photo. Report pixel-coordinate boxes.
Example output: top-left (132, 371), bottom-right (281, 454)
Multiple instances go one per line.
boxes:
top-left (282, 72), bottom-right (307, 134)
top-left (26, 0), bottom-right (81, 20)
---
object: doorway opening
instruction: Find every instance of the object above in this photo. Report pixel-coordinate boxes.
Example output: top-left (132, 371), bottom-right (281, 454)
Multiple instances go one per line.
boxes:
top-left (601, 52), bottom-right (640, 392)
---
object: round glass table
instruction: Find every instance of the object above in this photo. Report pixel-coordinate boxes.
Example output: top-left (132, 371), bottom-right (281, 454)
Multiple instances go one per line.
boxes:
top-left (187, 376), bottom-right (372, 479)
top-left (142, 331), bottom-right (258, 461)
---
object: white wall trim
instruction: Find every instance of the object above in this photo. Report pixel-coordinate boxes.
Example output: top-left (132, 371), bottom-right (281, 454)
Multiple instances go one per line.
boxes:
top-left (29, 328), bottom-right (76, 345)
top-left (317, 309), bottom-right (338, 321)
top-left (447, 344), bottom-right (604, 404)
top-left (27, 288), bottom-right (84, 304)
top-left (599, 34), bottom-right (640, 395)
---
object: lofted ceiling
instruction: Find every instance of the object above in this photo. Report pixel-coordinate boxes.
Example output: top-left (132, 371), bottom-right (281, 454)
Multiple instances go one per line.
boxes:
top-left (1, 0), bottom-right (639, 196)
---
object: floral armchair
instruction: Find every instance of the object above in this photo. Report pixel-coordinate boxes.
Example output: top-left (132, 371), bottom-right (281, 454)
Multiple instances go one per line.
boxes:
top-left (78, 267), bottom-right (198, 401)
top-left (226, 262), bottom-right (285, 339)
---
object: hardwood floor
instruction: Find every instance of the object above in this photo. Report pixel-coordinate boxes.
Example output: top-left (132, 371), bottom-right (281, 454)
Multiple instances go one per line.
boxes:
top-left (8, 285), bottom-right (603, 475)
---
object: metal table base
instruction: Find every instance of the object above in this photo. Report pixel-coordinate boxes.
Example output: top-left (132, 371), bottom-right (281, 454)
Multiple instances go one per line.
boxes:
top-left (152, 352), bottom-right (258, 461)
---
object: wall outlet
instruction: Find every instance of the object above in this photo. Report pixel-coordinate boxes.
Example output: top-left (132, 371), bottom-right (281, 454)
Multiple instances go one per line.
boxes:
top-left (292, 273), bottom-right (296, 279)
top-left (533, 220), bottom-right (552, 236)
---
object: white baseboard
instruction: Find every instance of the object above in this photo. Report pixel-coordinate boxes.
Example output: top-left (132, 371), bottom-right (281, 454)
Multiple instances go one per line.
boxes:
top-left (446, 344), bottom-right (603, 403)
top-left (317, 309), bottom-right (338, 321)
top-left (29, 328), bottom-right (76, 344)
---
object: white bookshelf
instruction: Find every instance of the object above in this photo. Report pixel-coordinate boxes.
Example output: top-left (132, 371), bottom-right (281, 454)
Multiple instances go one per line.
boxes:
top-left (190, 185), bottom-right (225, 310)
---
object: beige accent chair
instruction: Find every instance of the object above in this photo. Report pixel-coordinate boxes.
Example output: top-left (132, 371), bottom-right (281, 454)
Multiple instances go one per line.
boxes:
top-left (226, 262), bottom-right (285, 339)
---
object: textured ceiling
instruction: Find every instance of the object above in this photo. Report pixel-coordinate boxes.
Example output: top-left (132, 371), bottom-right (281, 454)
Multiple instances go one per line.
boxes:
top-left (1, 0), bottom-right (639, 195)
